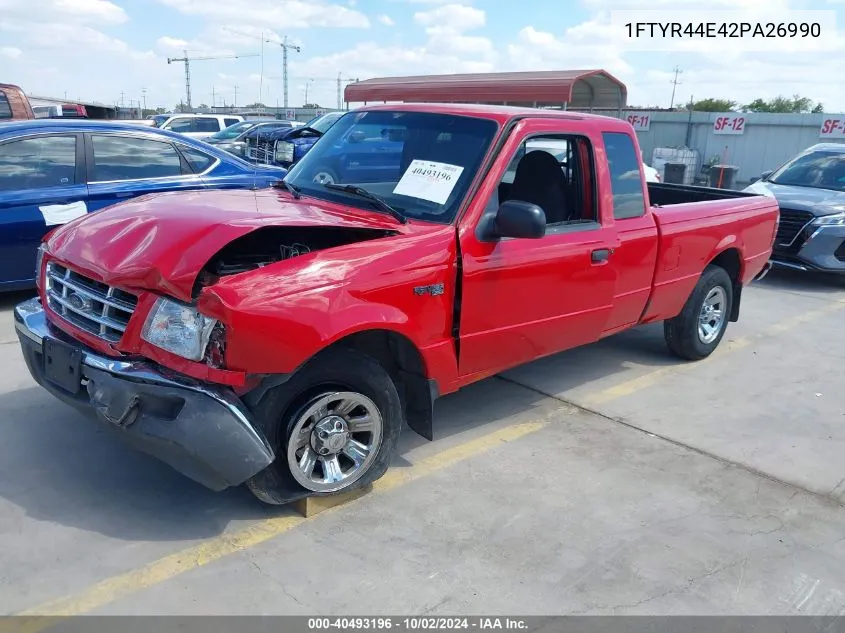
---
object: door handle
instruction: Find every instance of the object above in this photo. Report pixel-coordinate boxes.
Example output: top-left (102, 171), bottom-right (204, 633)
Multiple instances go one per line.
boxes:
top-left (591, 248), bottom-right (613, 264)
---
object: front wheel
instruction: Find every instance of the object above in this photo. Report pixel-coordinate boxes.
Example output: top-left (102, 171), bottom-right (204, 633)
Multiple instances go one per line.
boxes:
top-left (664, 266), bottom-right (733, 361)
top-left (246, 349), bottom-right (402, 504)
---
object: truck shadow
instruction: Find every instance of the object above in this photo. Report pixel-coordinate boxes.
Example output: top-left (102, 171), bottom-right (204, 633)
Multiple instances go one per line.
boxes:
top-left (0, 322), bottom-right (676, 542)
top-left (755, 267), bottom-right (845, 295)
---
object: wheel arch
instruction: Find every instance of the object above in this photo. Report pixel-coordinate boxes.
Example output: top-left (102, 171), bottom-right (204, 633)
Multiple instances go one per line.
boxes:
top-left (705, 246), bottom-right (743, 321)
top-left (321, 328), bottom-right (437, 441)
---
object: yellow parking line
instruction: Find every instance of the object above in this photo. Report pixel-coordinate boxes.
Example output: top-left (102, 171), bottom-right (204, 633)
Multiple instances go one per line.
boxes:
top-left (9, 296), bottom-right (845, 624)
top-left (581, 300), bottom-right (845, 407)
top-left (11, 419), bottom-right (550, 624)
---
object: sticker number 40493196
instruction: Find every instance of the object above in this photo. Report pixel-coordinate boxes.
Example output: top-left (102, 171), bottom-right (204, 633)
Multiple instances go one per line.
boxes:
top-left (392, 160), bottom-right (464, 205)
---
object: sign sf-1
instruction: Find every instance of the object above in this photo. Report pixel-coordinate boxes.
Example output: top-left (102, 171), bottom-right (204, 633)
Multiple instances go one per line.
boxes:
top-left (626, 113), bottom-right (651, 131)
top-left (820, 118), bottom-right (845, 139)
top-left (713, 114), bottom-right (746, 135)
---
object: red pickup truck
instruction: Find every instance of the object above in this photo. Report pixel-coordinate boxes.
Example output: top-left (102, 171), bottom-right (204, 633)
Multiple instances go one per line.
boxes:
top-left (15, 104), bottom-right (779, 504)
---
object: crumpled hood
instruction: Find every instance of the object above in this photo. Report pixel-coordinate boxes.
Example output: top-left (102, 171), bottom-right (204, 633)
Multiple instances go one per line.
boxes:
top-left (46, 188), bottom-right (404, 302)
top-left (743, 181), bottom-right (845, 216)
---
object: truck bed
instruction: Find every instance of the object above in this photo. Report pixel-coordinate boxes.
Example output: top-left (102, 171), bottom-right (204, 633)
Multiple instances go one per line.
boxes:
top-left (640, 182), bottom-right (780, 326)
top-left (647, 182), bottom-right (759, 207)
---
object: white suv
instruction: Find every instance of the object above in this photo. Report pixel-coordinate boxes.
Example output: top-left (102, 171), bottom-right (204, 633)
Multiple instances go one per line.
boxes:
top-left (158, 114), bottom-right (245, 139)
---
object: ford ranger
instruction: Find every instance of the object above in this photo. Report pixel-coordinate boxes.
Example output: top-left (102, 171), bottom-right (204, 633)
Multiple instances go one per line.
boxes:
top-left (14, 104), bottom-right (779, 505)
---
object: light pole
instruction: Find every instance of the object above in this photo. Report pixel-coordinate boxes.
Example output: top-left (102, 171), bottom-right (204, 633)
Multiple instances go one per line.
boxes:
top-left (304, 78), bottom-right (314, 106)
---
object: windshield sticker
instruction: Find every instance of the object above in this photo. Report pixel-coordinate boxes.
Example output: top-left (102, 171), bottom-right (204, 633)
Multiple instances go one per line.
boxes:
top-left (393, 160), bottom-right (464, 205)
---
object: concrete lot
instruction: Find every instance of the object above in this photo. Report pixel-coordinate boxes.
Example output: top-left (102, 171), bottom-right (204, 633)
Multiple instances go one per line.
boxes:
top-left (1, 269), bottom-right (844, 617)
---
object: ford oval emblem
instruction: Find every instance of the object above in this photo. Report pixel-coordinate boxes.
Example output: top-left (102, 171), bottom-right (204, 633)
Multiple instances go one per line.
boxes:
top-left (67, 292), bottom-right (94, 313)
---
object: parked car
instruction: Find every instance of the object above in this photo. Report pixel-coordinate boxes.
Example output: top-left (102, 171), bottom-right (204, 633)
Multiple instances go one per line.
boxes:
top-left (157, 114), bottom-right (245, 139)
top-left (14, 104), bottom-right (778, 504)
top-left (205, 120), bottom-right (296, 158)
top-left (147, 113), bottom-right (173, 127)
top-left (745, 143), bottom-right (845, 275)
top-left (0, 83), bottom-right (35, 121)
top-left (248, 110), bottom-right (345, 167)
top-left (0, 119), bottom-right (286, 290)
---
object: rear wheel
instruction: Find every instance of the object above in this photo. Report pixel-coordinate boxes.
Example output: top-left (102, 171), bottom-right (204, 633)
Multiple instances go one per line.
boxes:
top-left (246, 348), bottom-right (402, 504)
top-left (664, 266), bottom-right (733, 361)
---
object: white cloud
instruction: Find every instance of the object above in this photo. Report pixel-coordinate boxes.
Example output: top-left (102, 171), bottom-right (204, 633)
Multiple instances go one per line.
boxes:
top-left (583, 0), bottom-right (789, 6)
top-left (506, 23), bottom-right (632, 77)
top-left (154, 0), bottom-right (370, 29)
top-left (1, 46), bottom-right (22, 58)
top-left (414, 3), bottom-right (485, 35)
top-left (0, 0), bottom-right (127, 23)
top-left (292, 41), bottom-right (496, 87)
top-left (156, 36), bottom-right (189, 51)
top-left (52, 0), bottom-right (128, 22)
top-left (378, 14), bottom-right (395, 26)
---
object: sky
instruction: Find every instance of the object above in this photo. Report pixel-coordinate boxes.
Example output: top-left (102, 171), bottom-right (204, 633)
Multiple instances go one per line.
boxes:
top-left (1, 0), bottom-right (844, 112)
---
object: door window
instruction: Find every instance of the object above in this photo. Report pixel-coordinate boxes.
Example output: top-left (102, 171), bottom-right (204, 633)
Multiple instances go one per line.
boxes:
top-left (496, 135), bottom-right (596, 226)
top-left (224, 118), bottom-right (241, 127)
top-left (0, 91), bottom-right (12, 120)
top-left (91, 135), bottom-right (183, 181)
top-left (0, 135), bottom-right (77, 191)
top-left (603, 132), bottom-right (646, 219)
top-left (194, 118), bottom-right (221, 133)
top-left (163, 117), bottom-right (194, 133)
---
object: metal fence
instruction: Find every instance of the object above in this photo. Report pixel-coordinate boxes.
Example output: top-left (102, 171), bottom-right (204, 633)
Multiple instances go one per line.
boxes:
top-left (623, 110), bottom-right (845, 187)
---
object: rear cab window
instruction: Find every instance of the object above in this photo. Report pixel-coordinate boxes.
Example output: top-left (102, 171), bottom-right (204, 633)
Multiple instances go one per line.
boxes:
top-left (602, 132), bottom-right (646, 220)
top-left (224, 118), bottom-right (241, 128)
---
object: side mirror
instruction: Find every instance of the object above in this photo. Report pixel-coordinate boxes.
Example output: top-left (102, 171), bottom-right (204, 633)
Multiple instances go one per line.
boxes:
top-left (760, 170), bottom-right (773, 181)
top-left (494, 200), bottom-right (546, 239)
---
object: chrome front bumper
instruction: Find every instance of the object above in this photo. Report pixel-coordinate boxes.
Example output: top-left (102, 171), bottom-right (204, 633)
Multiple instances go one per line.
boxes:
top-left (771, 223), bottom-right (845, 274)
top-left (14, 297), bottom-right (275, 491)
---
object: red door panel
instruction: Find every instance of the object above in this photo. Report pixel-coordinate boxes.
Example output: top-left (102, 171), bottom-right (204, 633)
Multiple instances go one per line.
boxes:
top-left (458, 226), bottom-right (618, 377)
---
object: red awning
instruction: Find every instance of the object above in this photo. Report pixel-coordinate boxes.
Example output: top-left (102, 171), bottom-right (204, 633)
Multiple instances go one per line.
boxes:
top-left (344, 69), bottom-right (627, 110)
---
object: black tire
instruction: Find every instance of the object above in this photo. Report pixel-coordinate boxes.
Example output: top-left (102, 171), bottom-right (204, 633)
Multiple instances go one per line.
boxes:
top-left (246, 348), bottom-right (402, 505)
top-left (664, 265), bottom-right (733, 361)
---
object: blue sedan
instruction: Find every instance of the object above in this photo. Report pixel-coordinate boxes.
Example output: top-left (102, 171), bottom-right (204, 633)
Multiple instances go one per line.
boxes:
top-left (0, 120), bottom-right (287, 291)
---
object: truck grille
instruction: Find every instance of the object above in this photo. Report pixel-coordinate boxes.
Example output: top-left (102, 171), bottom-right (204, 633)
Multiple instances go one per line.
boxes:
top-left (45, 262), bottom-right (137, 343)
top-left (246, 138), bottom-right (274, 165)
top-left (775, 208), bottom-right (814, 251)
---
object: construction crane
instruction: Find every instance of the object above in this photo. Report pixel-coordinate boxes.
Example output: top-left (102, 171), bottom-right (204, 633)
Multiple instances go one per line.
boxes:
top-left (166, 50), bottom-right (259, 110)
top-left (277, 37), bottom-right (301, 109)
top-left (221, 28), bottom-right (299, 109)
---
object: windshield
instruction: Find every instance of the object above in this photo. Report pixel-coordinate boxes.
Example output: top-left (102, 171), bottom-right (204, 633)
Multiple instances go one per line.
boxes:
top-left (208, 121), bottom-right (256, 141)
top-left (770, 150), bottom-right (845, 192)
top-left (285, 110), bottom-right (499, 224)
top-left (306, 112), bottom-right (344, 134)
top-left (149, 114), bottom-right (170, 128)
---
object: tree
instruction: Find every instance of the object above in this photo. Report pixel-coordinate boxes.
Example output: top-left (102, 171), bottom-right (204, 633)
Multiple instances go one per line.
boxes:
top-left (197, 103), bottom-right (209, 109)
top-left (243, 102), bottom-right (267, 109)
top-left (686, 98), bottom-right (737, 112)
top-left (742, 94), bottom-right (823, 113)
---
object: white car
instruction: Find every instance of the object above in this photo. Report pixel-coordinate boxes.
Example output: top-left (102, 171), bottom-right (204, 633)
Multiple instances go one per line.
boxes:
top-left (158, 114), bottom-right (245, 139)
top-left (643, 163), bottom-right (660, 182)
